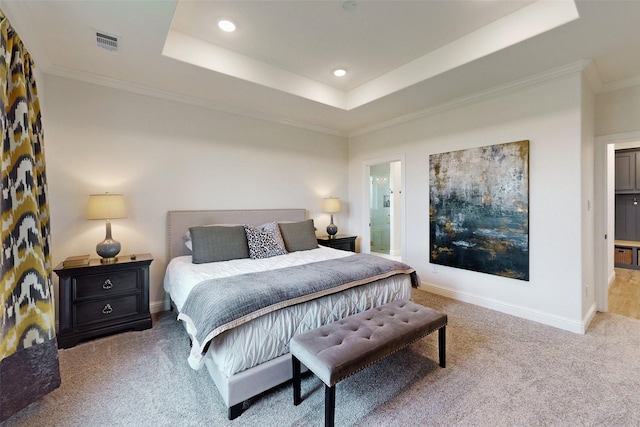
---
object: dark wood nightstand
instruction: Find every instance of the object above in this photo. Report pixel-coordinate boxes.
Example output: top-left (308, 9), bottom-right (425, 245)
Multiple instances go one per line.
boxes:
top-left (317, 235), bottom-right (357, 252)
top-left (54, 254), bottom-right (153, 348)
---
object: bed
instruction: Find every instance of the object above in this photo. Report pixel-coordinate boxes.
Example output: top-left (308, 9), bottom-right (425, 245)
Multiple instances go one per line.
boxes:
top-left (163, 209), bottom-right (417, 419)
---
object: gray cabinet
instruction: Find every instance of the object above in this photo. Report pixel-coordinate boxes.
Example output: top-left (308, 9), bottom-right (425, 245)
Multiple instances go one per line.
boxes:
top-left (615, 150), bottom-right (640, 192)
top-left (614, 244), bottom-right (639, 269)
top-left (615, 149), bottom-right (640, 269)
top-left (615, 195), bottom-right (640, 241)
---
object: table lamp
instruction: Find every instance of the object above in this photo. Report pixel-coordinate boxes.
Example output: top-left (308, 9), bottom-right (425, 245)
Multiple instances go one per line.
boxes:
top-left (323, 197), bottom-right (341, 237)
top-left (87, 193), bottom-right (127, 263)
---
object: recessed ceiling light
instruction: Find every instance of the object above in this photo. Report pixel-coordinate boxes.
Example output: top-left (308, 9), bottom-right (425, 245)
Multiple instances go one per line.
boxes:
top-left (342, 1), bottom-right (357, 11)
top-left (218, 20), bottom-right (236, 32)
top-left (333, 69), bottom-right (347, 77)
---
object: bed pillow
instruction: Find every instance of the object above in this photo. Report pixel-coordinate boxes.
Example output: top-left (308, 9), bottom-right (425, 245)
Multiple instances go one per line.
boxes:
top-left (184, 230), bottom-right (193, 251)
top-left (189, 225), bottom-right (249, 264)
top-left (244, 222), bottom-right (288, 259)
top-left (184, 224), bottom-right (241, 252)
top-left (278, 219), bottom-right (318, 252)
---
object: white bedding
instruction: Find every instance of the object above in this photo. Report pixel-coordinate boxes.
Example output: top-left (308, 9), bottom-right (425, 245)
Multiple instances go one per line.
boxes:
top-left (164, 246), bottom-right (352, 311)
top-left (206, 274), bottom-right (411, 376)
top-left (164, 246), bottom-right (413, 376)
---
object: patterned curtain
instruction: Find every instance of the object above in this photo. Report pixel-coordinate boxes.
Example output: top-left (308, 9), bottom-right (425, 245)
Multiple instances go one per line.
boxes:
top-left (0, 10), bottom-right (60, 422)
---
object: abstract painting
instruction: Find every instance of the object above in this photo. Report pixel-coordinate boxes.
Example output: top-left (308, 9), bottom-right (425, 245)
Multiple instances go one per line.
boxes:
top-left (429, 140), bottom-right (529, 281)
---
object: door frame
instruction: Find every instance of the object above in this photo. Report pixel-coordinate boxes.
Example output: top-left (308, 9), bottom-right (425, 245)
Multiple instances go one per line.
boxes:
top-left (595, 130), bottom-right (640, 312)
top-left (361, 156), bottom-right (406, 257)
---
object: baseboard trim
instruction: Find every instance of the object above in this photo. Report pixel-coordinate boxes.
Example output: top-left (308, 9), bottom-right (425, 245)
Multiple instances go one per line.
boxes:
top-left (419, 282), bottom-right (590, 334)
top-left (582, 302), bottom-right (598, 334)
top-left (150, 299), bottom-right (170, 314)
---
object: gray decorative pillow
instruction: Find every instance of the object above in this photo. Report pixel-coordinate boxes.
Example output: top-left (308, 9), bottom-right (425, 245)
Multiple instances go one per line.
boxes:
top-left (184, 224), bottom-right (241, 252)
top-left (278, 219), bottom-right (318, 252)
top-left (244, 222), bottom-right (288, 259)
top-left (189, 225), bottom-right (249, 264)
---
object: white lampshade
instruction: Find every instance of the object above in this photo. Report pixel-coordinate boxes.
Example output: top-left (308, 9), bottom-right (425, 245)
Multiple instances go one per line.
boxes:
top-left (323, 197), bottom-right (341, 213)
top-left (87, 193), bottom-right (127, 220)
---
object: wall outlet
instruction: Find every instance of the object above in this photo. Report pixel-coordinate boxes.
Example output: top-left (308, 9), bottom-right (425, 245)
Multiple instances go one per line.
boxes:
top-left (432, 264), bottom-right (438, 274)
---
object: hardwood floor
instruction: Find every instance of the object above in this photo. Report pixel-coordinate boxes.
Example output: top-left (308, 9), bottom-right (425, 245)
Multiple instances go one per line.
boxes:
top-left (609, 268), bottom-right (640, 320)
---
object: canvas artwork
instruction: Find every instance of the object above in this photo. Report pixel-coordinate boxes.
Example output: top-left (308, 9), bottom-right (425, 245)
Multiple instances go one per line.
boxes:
top-left (429, 140), bottom-right (529, 281)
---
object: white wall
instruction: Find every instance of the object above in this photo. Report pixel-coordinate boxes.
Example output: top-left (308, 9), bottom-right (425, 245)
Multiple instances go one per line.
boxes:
top-left (41, 75), bottom-right (348, 313)
top-left (596, 85), bottom-right (640, 137)
top-left (581, 76), bottom-right (596, 320)
top-left (348, 72), bottom-right (588, 332)
top-left (390, 161), bottom-right (402, 256)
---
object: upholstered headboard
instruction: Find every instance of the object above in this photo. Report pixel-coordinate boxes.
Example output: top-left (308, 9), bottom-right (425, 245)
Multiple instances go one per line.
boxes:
top-left (167, 209), bottom-right (307, 260)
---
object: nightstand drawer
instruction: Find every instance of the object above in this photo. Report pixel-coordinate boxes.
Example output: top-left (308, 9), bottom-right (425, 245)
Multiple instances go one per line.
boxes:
top-left (317, 235), bottom-right (357, 252)
top-left (74, 270), bottom-right (139, 299)
top-left (74, 294), bottom-right (140, 327)
top-left (327, 241), bottom-right (353, 251)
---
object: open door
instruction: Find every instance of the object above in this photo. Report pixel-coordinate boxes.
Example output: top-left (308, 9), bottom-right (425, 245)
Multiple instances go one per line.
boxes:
top-left (367, 160), bottom-right (403, 260)
top-left (370, 163), bottom-right (391, 254)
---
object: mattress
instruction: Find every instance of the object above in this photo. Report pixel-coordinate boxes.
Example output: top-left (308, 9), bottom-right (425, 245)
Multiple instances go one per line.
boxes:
top-left (164, 246), bottom-right (413, 376)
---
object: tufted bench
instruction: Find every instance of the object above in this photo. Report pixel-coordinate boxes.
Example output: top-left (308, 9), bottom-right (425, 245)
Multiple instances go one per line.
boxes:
top-left (290, 299), bottom-right (447, 427)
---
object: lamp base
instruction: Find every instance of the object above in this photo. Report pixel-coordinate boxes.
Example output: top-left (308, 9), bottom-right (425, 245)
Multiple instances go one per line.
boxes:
top-left (96, 220), bottom-right (121, 262)
top-left (96, 239), bottom-right (121, 262)
top-left (327, 224), bottom-right (338, 236)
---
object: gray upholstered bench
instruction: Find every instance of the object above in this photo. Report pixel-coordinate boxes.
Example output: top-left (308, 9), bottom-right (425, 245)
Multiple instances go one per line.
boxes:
top-left (290, 299), bottom-right (447, 427)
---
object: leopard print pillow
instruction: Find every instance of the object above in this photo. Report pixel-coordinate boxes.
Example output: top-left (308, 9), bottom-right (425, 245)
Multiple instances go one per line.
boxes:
top-left (244, 222), bottom-right (288, 259)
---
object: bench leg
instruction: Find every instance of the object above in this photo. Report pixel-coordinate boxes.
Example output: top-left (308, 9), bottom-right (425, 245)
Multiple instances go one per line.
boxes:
top-left (292, 355), bottom-right (302, 406)
top-left (325, 384), bottom-right (335, 427)
top-left (438, 325), bottom-right (446, 368)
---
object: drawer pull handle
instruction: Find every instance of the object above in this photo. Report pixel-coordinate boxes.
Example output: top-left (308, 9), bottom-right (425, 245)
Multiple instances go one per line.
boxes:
top-left (103, 279), bottom-right (113, 290)
top-left (102, 304), bottom-right (113, 315)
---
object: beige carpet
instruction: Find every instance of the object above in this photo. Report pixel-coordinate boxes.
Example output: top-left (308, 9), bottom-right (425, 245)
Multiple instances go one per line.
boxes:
top-left (3, 289), bottom-right (639, 426)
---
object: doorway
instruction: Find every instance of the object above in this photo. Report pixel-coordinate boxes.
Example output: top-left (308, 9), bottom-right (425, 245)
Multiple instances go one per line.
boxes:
top-left (607, 141), bottom-right (640, 319)
top-left (595, 132), bottom-right (640, 316)
top-left (366, 160), bottom-right (403, 261)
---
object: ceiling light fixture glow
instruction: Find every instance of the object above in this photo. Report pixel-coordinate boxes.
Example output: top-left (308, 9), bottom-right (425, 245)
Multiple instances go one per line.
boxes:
top-left (342, 1), bottom-right (357, 11)
top-left (333, 69), bottom-right (347, 77)
top-left (218, 20), bottom-right (236, 32)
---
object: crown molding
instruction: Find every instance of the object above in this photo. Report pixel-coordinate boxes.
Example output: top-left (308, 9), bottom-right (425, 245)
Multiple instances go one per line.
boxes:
top-left (583, 60), bottom-right (603, 93)
top-left (349, 60), bottom-right (590, 138)
top-left (43, 59), bottom-right (640, 141)
top-left (599, 74), bottom-right (640, 94)
top-left (42, 65), bottom-right (347, 138)
top-left (582, 59), bottom-right (640, 95)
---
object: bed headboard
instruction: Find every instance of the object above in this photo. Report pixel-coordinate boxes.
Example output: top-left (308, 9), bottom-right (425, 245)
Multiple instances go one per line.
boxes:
top-left (167, 209), bottom-right (307, 260)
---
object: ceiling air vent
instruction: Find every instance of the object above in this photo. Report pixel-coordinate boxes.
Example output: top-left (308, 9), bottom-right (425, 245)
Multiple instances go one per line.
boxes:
top-left (95, 31), bottom-right (119, 52)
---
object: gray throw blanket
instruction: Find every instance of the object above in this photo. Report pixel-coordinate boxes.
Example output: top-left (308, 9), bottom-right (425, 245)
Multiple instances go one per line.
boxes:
top-left (178, 253), bottom-right (418, 369)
